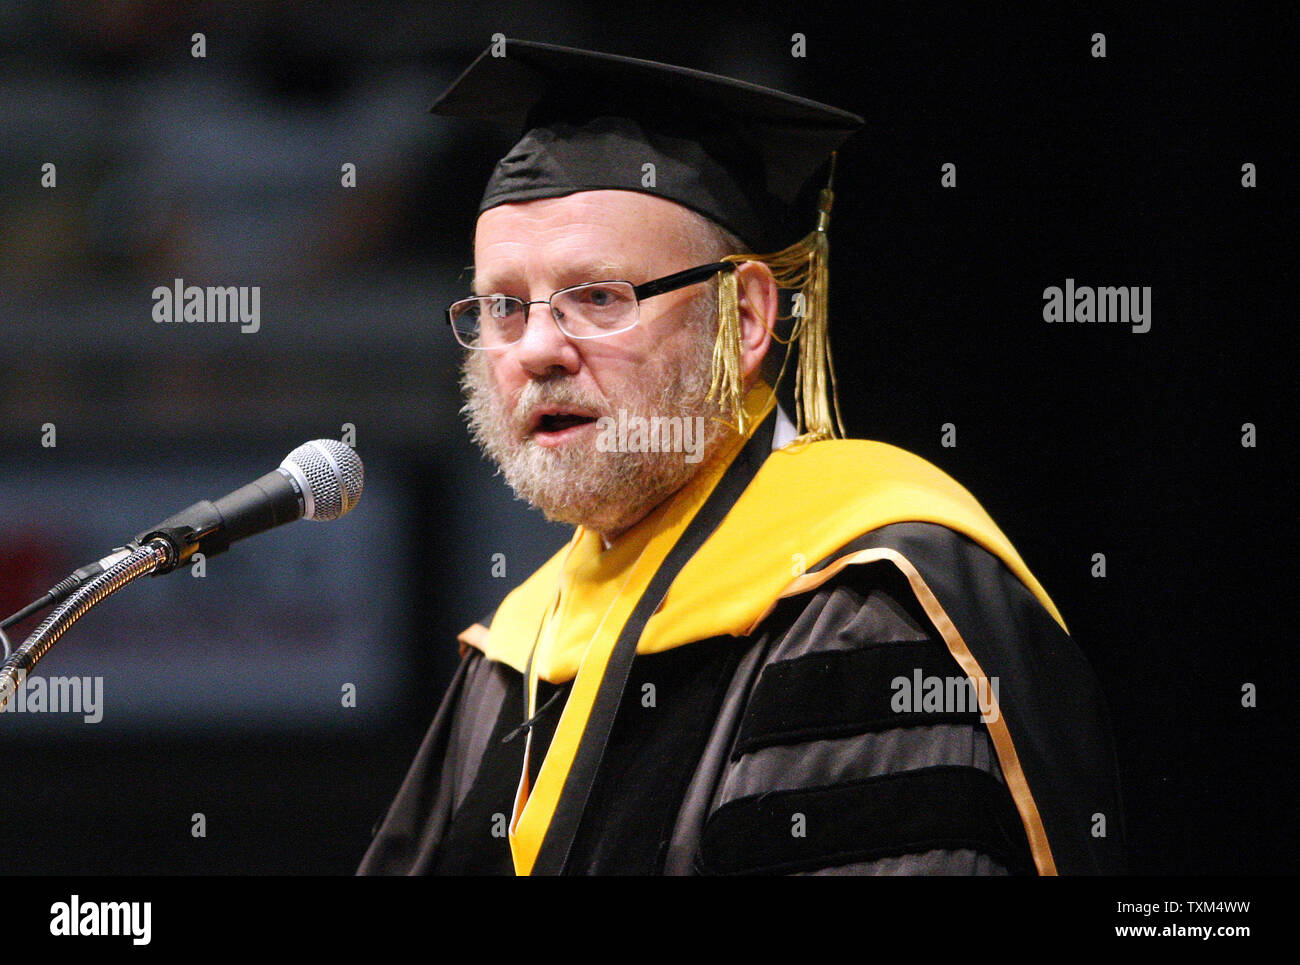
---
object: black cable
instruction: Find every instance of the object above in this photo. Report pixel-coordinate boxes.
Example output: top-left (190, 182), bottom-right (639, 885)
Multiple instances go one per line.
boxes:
top-left (1, 588), bottom-right (63, 631)
top-left (0, 549), bottom-right (134, 631)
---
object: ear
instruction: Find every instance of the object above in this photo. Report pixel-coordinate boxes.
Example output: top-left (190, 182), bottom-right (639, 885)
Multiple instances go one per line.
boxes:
top-left (733, 261), bottom-right (777, 388)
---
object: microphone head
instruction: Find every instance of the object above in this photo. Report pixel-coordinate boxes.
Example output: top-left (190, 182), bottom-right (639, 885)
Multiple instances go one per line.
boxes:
top-left (281, 439), bottom-right (364, 521)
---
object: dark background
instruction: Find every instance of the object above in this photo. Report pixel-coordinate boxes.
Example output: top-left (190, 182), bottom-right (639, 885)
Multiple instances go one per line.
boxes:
top-left (0, 2), bottom-right (1291, 874)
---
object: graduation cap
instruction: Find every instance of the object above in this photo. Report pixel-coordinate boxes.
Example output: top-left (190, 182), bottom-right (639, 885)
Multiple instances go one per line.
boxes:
top-left (429, 39), bottom-right (862, 252)
top-left (430, 39), bottom-right (865, 440)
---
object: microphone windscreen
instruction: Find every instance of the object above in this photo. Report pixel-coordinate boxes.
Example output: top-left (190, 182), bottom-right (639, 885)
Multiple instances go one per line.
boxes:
top-left (282, 440), bottom-right (364, 521)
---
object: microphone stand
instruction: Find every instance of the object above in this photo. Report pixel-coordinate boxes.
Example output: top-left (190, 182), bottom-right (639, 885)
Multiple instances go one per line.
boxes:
top-left (0, 539), bottom-right (173, 713)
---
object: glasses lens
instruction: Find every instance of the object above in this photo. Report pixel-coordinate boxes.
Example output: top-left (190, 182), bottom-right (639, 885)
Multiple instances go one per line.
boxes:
top-left (553, 282), bottom-right (638, 338)
top-left (450, 296), bottom-right (525, 349)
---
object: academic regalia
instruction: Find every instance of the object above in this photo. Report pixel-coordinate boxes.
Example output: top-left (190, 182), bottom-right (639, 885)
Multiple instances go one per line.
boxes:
top-left (359, 390), bottom-right (1125, 875)
top-left (360, 42), bottom-right (1125, 875)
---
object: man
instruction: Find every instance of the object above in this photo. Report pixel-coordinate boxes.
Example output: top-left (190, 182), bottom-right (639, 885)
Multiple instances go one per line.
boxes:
top-left (360, 40), bottom-right (1124, 875)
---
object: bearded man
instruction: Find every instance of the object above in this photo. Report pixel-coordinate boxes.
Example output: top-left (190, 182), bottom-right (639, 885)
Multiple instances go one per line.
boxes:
top-left (359, 41), bottom-right (1125, 876)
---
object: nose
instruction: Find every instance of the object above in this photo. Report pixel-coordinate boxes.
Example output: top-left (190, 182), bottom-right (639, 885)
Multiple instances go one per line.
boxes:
top-left (510, 300), bottom-right (581, 377)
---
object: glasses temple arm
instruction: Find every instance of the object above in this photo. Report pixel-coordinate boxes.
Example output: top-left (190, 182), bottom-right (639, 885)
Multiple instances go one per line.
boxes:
top-left (632, 261), bottom-right (734, 300)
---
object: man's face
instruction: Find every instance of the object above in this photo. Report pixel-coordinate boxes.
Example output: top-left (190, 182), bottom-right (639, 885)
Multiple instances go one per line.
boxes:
top-left (460, 190), bottom-right (729, 539)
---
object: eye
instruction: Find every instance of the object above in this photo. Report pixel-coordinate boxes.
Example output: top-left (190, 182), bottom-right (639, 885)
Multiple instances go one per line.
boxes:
top-left (573, 284), bottom-right (632, 308)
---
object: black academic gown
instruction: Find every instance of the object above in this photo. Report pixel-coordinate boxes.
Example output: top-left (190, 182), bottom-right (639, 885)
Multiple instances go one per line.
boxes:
top-left (358, 413), bottom-right (1125, 875)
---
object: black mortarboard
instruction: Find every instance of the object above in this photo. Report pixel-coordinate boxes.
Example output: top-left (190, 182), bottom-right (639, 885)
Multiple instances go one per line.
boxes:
top-left (429, 40), bottom-right (863, 251)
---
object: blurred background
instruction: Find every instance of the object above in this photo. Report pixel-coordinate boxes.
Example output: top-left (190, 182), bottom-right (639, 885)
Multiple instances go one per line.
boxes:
top-left (0, 2), bottom-right (1289, 873)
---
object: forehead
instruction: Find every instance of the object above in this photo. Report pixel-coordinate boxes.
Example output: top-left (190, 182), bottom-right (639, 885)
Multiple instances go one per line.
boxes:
top-left (472, 190), bottom-right (695, 285)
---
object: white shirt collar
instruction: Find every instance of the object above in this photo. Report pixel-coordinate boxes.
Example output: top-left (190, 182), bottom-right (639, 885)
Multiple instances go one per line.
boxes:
top-left (772, 404), bottom-right (797, 450)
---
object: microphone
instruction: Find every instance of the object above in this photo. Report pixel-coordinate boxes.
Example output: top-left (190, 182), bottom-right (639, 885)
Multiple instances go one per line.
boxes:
top-left (2, 440), bottom-right (365, 634)
top-left (136, 439), bottom-right (364, 574)
top-left (0, 440), bottom-right (364, 703)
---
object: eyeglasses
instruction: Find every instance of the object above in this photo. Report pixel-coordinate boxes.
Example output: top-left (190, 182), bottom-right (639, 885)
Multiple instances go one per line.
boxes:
top-left (446, 261), bottom-right (735, 350)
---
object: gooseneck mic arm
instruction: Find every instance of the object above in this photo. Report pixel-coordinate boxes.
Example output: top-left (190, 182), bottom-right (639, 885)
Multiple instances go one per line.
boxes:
top-left (0, 547), bottom-right (136, 640)
top-left (0, 541), bottom-right (172, 711)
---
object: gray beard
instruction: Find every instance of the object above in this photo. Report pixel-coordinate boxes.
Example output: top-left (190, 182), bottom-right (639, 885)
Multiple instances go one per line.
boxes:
top-left (459, 305), bottom-right (731, 536)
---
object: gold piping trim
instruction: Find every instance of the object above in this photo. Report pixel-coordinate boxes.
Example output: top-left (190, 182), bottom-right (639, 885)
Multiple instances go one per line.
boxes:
top-left (752, 547), bottom-right (1060, 876)
top-left (457, 622), bottom-right (489, 658)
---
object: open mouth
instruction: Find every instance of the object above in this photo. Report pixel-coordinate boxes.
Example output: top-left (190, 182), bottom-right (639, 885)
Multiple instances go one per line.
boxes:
top-left (538, 412), bottom-right (596, 432)
top-left (528, 408), bottom-right (599, 441)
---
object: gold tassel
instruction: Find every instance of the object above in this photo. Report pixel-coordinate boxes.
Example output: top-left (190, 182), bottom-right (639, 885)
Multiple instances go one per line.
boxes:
top-left (706, 265), bottom-right (748, 434)
top-left (708, 153), bottom-right (845, 442)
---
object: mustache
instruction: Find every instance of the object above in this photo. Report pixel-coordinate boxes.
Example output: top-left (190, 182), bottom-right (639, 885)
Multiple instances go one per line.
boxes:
top-left (510, 378), bottom-right (608, 434)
